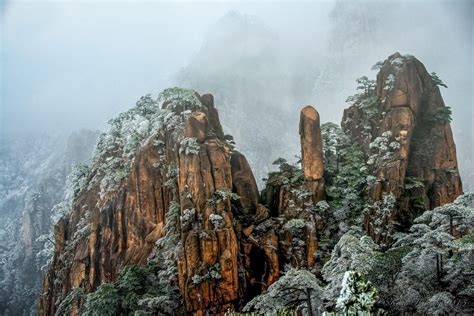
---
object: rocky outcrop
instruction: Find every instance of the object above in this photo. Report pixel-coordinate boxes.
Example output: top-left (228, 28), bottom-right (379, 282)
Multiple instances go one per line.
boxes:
top-left (342, 53), bottom-right (462, 246)
top-left (38, 90), bottom-right (328, 315)
top-left (176, 110), bottom-right (240, 312)
top-left (252, 105), bottom-right (325, 279)
top-left (300, 105), bottom-right (325, 203)
top-left (230, 151), bottom-right (259, 214)
top-left (38, 89), bottom-right (298, 315)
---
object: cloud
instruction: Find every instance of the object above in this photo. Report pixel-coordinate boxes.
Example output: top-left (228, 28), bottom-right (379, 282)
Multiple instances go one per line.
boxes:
top-left (1, 0), bottom-right (472, 187)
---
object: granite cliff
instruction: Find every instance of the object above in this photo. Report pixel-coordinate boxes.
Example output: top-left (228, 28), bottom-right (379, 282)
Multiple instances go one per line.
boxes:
top-left (38, 54), bottom-right (466, 315)
top-left (38, 89), bottom-right (325, 315)
top-left (342, 53), bottom-right (462, 247)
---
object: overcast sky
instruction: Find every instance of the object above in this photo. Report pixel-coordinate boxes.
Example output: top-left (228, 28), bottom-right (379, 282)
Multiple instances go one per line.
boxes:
top-left (1, 0), bottom-right (472, 188)
top-left (0, 0), bottom-right (334, 137)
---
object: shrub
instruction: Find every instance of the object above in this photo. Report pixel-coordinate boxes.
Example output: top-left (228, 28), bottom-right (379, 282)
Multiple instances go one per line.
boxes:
top-left (426, 107), bottom-right (452, 124)
top-left (82, 284), bottom-right (120, 316)
top-left (336, 271), bottom-right (378, 313)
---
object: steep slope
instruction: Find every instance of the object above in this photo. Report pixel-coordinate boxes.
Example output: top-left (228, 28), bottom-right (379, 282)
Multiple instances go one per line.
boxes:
top-left (248, 53), bottom-right (471, 315)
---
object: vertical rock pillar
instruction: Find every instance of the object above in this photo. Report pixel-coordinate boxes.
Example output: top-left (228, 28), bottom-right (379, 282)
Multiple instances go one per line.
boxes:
top-left (299, 105), bottom-right (325, 203)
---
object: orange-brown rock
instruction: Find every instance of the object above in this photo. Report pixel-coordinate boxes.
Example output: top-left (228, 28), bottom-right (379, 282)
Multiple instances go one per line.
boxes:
top-left (342, 53), bottom-right (463, 246)
top-left (230, 151), bottom-right (259, 214)
top-left (252, 106), bottom-right (323, 278)
top-left (38, 52), bottom-right (466, 314)
top-left (38, 135), bottom-right (174, 315)
top-left (177, 121), bottom-right (240, 311)
top-left (184, 112), bottom-right (210, 142)
top-left (37, 92), bottom-right (260, 315)
top-left (200, 93), bottom-right (225, 139)
top-left (299, 105), bottom-right (325, 203)
top-left (241, 222), bottom-right (280, 299)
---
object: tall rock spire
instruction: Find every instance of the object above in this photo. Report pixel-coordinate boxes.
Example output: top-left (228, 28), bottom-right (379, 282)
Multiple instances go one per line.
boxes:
top-left (299, 105), bottom-right (325, 203)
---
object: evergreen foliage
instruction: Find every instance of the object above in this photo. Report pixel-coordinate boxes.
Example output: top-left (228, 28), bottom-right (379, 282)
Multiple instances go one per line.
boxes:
top-left (321, 123), bottom-right (368, 227)
top-left (179, 137), bottom-right (201, 155)
top-left (81, 88), bottom-right (201, 202)
top-left (430, 72), bottom-right (448, 88)
top-left (319, 194), bottom-right (474, 314)
top-left (265, 158), bottom-right (304, 187)
top-left (336, 271), bottom-right (378, 313)
top-left (426, 106), bottom-right (453, 124)
top-left (82, 284), bottom-right (119, 316)
top-left (345, 76), bottom-right (379, 120)
top-left (81, 199), bottom-right (183, 315)
top-left (55, 287), bottom-right (85, 316)
top-left (23, 65), bottom-right (471, 316)
top-left (244, 269), bottom-right (324, 314)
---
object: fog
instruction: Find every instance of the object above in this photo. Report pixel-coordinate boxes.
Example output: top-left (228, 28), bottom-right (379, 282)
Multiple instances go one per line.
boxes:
top-left (1, 2), bottom-right (473, 313)
top-left (1, 1), bottom-right (330, 136)
top-left (1, 0), bottom-right (473, 188)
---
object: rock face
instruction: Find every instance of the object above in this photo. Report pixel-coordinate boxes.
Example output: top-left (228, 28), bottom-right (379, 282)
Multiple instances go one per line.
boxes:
top-left (176, 111), bottom-right (240, 312)
top-left (38, 90), bottom-right (324, 315)
top-left (39, 135), bottom-right (173, 315)
top-left (38, 91), bottom-right (252, 314)
top-left (230, 151), bottom-right (259, 213)
top-left (342, 53), bottom-right (462, 246)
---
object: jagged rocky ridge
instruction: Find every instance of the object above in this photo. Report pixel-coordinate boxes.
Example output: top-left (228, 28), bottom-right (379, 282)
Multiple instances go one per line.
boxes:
top-left (38, 87), bottom-right (322, 315)
top-left (39, 54), bottom-right (471, 315)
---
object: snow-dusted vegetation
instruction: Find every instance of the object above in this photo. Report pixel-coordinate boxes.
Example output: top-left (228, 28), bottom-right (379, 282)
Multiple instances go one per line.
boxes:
top-left (1, 2), bottom-right (472, 315)
top-left (0, 131), bottom-right (98, 315)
